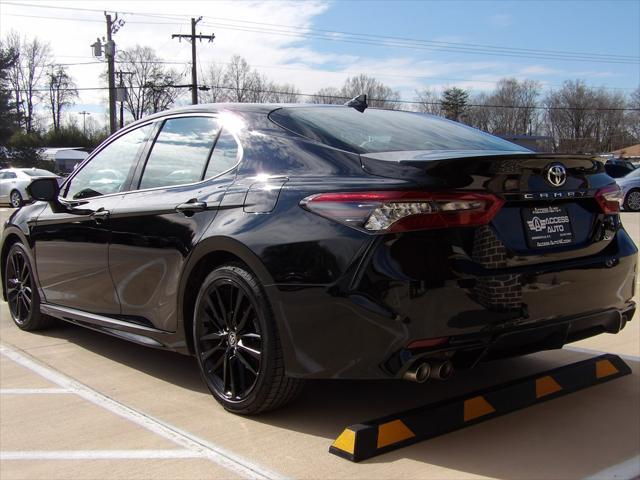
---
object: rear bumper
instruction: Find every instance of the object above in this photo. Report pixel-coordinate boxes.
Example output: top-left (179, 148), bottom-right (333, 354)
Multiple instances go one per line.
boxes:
top-left (269, 226), bottom-right (637, 380)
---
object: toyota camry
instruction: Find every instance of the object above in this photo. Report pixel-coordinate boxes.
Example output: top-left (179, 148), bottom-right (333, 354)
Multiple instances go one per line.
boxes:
top-left (1, 101), bottom-right (636, 414)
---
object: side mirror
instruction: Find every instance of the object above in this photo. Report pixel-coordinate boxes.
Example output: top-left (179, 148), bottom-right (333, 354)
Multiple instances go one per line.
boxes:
top-left (27, 177), bottom-right (60, 202)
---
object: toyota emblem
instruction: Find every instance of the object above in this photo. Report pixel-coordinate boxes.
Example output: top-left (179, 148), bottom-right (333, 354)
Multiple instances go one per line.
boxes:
top-left (546, 164), bottom-right (567, 187)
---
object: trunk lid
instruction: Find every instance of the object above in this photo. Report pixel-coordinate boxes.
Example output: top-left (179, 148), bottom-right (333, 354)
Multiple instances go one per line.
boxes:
top-left (360, 151), bottom-right (619, 266)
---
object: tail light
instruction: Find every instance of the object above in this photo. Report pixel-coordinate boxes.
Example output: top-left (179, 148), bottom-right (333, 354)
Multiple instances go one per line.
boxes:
top-left (595, 184), bottom-right (622, 214)
top-left (300, 191), bottom-right (504, 233)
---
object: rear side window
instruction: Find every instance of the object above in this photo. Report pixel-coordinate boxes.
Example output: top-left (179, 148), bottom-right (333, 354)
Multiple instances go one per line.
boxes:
top-left (140, 117), bottom-right (221, 189)
top-left (3, 172), bottom-right (17, 179)
top-left (204, 129), bottom-right (239, 178)
top-left (269, 107), bottom-right (529, 154)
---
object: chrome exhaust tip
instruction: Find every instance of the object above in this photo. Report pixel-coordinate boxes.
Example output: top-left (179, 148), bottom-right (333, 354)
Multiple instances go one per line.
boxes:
top-left (403, 362), bottom-right (431, 383)
top-left (430, 360), bottom-right (454, 380)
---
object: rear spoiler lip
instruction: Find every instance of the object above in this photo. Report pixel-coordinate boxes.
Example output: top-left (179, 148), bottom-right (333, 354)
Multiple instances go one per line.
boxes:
top-left (360, 149), bottom-right (602, 164)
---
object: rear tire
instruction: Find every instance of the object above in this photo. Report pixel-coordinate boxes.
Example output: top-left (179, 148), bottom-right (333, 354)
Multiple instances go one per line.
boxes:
top-left (10, 190), bottom-right (22, 208)
top-left (4, 243), bottom-right (53, 331)
top-left (193, 263), bottom-right (304, 414)
top-left (624, 189), bottom-right (640, 212)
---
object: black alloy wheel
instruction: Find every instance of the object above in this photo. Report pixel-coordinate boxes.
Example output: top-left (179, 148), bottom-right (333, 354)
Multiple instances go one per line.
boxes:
top-left (193, 264), bottom-right (303, 414)
top-left (4, 243), bottom-right (52, 330)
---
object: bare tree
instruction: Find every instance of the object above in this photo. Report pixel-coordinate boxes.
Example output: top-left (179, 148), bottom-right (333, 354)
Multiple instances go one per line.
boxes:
top-left (544, 80), bottom-right (628, 153)
top-left (200, 63), bottom-right (227, 103)
top-left (223, 55), bottom-right (255, 102)
top-left (117, 45), bottom-right (183, 120)
top-left (626, 87), bottom-right (640, 142)
top-left (483, 78), bottom-right (540, 135)
top-left (415, 87), bottom-right (441, 115)
top-left (465, 92), bottom-right (492, 131)
top-left (310, 87), bottom-right (343, 104)
top-left (47, 65), bottom-right (77, 132)
top-left (340, 74), bottom-right (401, 109)
top-left (268, 83), bottom-right (300, 103)
top-left (5, 32), bottom-right (51, 133)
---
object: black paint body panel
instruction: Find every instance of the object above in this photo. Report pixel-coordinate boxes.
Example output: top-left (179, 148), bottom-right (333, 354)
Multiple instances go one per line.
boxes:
top-left (1, 104), bottom-right (636, 380)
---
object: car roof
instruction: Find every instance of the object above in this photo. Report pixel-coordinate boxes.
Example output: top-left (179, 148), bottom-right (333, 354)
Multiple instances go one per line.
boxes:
top-left (124, 103), bottom-right (355, 129)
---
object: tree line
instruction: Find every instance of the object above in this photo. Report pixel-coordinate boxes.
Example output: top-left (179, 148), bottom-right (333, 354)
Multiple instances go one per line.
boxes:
top-left (1, 31), bottom-right (639, 164)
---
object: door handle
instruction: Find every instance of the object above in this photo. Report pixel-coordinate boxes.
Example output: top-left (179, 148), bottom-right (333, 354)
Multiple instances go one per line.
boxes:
top-left (90, 208), bottom-right (110, 223)
top-left (176, 200), bottom-right (207, 214)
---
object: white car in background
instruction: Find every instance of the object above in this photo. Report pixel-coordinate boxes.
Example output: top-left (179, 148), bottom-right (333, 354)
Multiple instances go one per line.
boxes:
top-left (0, 168), bottom-right (60, 208)
top-left (617, 168), bottom-right (640, 212)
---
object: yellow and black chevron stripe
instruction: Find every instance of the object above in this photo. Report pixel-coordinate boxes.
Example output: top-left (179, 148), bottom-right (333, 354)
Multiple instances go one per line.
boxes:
top-left (329, 354), bottom-right (630, 462)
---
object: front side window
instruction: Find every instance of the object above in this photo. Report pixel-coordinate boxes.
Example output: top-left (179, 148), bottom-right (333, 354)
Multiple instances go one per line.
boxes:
top-left (65, 125), bottom-right (152, 200)
top-left (139, 117), bottom-right (221, 190)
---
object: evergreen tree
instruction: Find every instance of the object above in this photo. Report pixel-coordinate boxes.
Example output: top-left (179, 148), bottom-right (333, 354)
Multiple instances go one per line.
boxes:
top-left (441, 87), bottom-right (469, 121)
top-left (0, 42), bottom-right (20, 144)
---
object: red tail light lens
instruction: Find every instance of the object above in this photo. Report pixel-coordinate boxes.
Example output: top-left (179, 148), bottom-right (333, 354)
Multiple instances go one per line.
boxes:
top-left (300, 191), bottom-right (504, 233)
top-left (595, 184), bottom-right (622, 214)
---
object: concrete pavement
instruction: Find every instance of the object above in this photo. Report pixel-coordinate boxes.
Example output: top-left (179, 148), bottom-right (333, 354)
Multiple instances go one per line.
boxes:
top-left (1, 207), bottom-right (639, 479)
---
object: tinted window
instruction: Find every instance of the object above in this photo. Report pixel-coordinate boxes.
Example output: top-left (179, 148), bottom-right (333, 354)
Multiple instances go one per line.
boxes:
top-left (22, 169), bottom-right (55, 177)
top-left (140, 117), bottom-right (220, 189)
top-left (3, 172), bottom-right (17, 179)
top-left (270, 107), bottom-right (529, 154)
top-left (204, 129), bottom-right (239, 178)
top-left (65, 125), bottom-right (151, 200)
top-left (605, 163), bottom-right (632, 178)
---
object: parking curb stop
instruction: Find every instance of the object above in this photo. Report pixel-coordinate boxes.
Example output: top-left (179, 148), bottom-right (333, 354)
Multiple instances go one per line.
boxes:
top-left (329, 354), bottom-right (631, 462)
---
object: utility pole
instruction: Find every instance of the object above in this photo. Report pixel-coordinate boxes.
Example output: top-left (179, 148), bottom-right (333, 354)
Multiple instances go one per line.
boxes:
top-left (105, 13), bottom-right (117, 134)
top-left (172, 17), bottom-right (214, 105)
top-left (78, 111), bottom-right (91, 135)
top-left (116, 70), bottom-right (133, 128)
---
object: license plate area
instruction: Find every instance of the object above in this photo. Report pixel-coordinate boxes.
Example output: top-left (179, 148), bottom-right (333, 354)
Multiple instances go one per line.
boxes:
top-left (522, 205), bottom-right (574, 248)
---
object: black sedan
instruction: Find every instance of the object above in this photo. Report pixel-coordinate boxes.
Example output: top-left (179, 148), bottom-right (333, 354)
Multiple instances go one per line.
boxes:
top-left (1, 103), bottom-right (636, 414)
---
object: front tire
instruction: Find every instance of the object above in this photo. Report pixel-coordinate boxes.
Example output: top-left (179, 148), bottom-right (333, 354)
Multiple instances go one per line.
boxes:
top-left (4, 243), bottom-right (53, 330)
top-left (624, 188), bottom-right (640, 212)
top-left (193, 264), bottom-right (303, 414)
top-left (10, 190), bottom-right (23, 208)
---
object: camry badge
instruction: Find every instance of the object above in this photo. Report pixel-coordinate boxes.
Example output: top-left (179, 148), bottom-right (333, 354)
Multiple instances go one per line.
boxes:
top-left (546, 164), bottom-right (567, 187)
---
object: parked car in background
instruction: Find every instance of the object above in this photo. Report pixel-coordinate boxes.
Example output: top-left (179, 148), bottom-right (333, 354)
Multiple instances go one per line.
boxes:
top-left (617, 168), bottom-right (640, 211)
top-left (0, 168), bottom-right (60, 208)
top-left (605, 158), bottom-right (636, 178)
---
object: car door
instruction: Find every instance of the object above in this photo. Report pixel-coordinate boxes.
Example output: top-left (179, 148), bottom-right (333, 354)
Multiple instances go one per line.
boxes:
top-left (31, 123), bottom-right (153, 315)
top-left (0, 172), bottom-right (8, 202)
top-left (108, 115), bottom-right (241, 331)
top-left (0, 171), bottom-right (17, 203)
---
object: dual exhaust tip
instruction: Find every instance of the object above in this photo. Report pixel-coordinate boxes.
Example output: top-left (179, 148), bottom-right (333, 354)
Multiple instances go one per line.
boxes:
top-left (403, 359), bottom-right (454, 383)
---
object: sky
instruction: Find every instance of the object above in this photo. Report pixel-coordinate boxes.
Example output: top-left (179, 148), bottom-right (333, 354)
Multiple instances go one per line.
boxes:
top-left (0, 0), bottom-right (639, 126)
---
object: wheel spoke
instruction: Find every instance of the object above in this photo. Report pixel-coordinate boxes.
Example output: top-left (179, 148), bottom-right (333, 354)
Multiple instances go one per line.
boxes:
top-left (204, 296), bottom-right (225, 330)
top-left (236, 350), bottom-right (257, 376)
top-left (214, 289), bottom-right (228, 327)
top-left (231, 289), bottom-right (244, 328)
top-left (200, 331), bottom-right (225, 342)
top-left (15, 295), bottom-right (22, 318)
top-left (10, 254), bottom-right (19, 278)
top-left (20, 261), bottom-right (29, 282)
top-left (207, 351), bottom-right (225, 375)
top-left (228, 356), bottom-right (237, 398)
top-left (200, 343), bottom-right (224, 362)
top-left (20, 295), bottom-right (29, 314)
top-left (222, 352), bottom-right (230, 394)
top-left (236, 306), bottom-right (252, 334)
top-left (237, 340), bottom-right (261, 360)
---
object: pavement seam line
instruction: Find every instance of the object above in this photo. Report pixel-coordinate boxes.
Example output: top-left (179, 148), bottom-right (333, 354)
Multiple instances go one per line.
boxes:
top-left (0, 343), bottom-right (287, 480)
top-left (0, 388), bottom-right (70, 394)
top-left (564, 345), bottom-right (640, 362)
top-left (0, 449), bottom-right (203, 460)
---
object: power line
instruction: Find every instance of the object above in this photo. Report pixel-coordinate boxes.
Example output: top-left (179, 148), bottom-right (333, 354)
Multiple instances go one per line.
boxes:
top-left (3, 2), bottom-right (638, 64)
top-left (20, 83), bottom-right (640, 111)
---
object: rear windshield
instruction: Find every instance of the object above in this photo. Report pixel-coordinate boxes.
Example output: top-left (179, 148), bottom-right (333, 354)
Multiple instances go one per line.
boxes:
top-left (22, 169), bottom-right (55, 177)
top-left (269, 106), bottom-right (529, 154)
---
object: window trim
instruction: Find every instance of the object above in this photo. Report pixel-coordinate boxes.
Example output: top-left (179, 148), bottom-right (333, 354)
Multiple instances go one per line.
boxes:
top-left (130, 112), bottom-right (242, 195)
